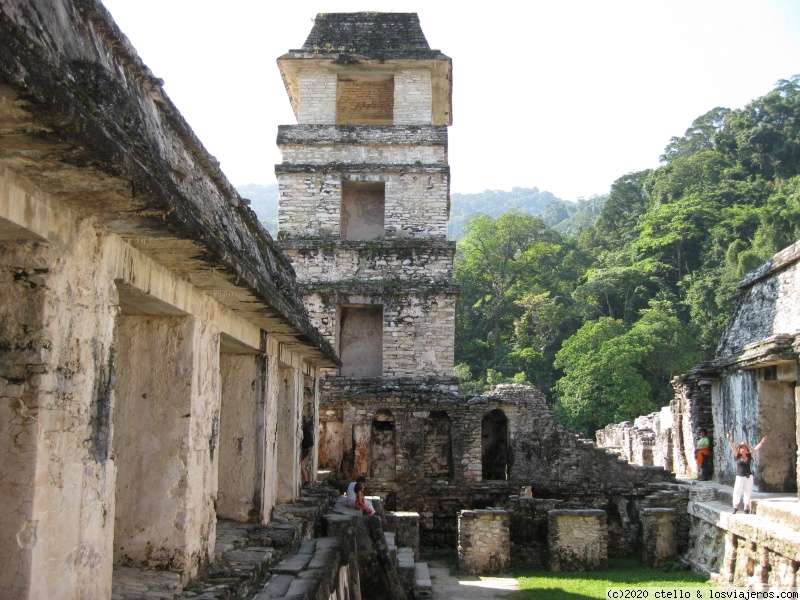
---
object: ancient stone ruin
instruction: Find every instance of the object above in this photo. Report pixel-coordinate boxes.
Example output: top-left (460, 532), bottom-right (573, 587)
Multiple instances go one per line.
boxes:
top-left (273, 7), bottom-right (686, 578)
top-left (598, 240), bottom-right (800, 586)
top-left (4, 2), bottom-right (799, 599)
top-left (0, 1), bottom-right (341, 597)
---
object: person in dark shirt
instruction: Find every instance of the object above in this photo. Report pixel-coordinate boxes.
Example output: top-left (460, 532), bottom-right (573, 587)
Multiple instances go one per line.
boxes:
top-left (726, 429), bottom-right (768, 514)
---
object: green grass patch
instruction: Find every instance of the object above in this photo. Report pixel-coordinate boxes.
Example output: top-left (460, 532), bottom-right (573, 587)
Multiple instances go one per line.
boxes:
top-left (510, 558), bottom-right (710, 600)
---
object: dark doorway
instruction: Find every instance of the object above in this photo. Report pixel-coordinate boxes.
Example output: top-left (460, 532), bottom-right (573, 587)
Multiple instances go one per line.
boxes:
top-left (482, 409), bottom-right (509, 480)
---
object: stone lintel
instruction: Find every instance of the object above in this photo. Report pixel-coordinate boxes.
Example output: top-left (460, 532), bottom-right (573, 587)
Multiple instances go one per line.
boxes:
top-left (684, 335), bottom-right (798, 377)
top-left (548, 509), bottom-right (607, 518)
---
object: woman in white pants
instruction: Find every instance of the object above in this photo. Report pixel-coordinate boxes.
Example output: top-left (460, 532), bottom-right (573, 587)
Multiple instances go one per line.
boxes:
top-left (726, 430), bottom-right (768, 514)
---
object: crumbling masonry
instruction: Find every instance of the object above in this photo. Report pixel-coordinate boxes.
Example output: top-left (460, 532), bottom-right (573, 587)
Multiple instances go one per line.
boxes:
top-left (0, 1), bottom-right (340, 597)
top-left (598, 240), bottom-right (800, 585)
top-left (0, 5), bottom-right (721, 599)
top-left (275, 11), bottom-right (684, 563)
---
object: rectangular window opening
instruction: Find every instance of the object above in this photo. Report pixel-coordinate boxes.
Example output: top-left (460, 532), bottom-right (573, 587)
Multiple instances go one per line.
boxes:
top-left (339, 304), bottom-right (383, 377)
top-left (341, 181), bottom-right (385, 241)
top-left (336, 75), bottom-right (394, 125)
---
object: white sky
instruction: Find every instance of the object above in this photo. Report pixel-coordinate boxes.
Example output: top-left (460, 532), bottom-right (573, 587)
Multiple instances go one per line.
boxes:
top-left (100, 0), bottom-right (800, 201)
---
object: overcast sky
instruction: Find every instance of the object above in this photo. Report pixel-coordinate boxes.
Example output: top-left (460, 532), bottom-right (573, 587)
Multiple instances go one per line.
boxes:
top-left (100, 0), bottom-right (800, 201)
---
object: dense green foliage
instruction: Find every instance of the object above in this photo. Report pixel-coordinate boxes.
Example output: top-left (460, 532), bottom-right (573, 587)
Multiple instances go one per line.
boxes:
top-left (455, 75), bottom-right (800, 435)
top-left (511, 557), bottom-right (709, 599)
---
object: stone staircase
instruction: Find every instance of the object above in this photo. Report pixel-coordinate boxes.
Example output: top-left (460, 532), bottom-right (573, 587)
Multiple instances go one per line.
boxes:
top-left (683, 480), bottom-right (800, 586)
top-left (384, 529), bottom-right (431, 599)
top-left (323, 494), bottom-right (432, 599)
top-left (111, 485), bottom-right (335, 599)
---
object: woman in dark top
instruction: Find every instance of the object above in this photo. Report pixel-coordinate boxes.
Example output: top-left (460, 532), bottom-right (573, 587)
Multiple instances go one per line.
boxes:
top-left (726, 430), bottom-right (768, 514)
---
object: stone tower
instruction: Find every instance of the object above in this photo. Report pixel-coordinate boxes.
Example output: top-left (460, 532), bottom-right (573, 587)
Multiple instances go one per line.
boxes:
top-left (276, 12), bottom-right (458, 475)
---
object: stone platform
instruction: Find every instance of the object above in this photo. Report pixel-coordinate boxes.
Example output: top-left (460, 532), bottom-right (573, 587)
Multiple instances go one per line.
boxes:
top-left (683, 479), bottom-right (800, 587)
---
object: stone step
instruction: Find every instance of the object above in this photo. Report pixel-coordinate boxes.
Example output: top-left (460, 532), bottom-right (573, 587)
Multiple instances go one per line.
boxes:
top-left (253, 573), bottom-right (294, 599)
top-left (252, 537), bottom-right (343, 600)
top-left (413, 562), bottom-right (432, 599)
top-left (396, 547), bottom-right (415, 592)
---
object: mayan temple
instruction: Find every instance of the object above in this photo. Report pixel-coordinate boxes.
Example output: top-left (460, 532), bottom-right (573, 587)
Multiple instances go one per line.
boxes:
top-left (275, 13), bottom-right (460, 480)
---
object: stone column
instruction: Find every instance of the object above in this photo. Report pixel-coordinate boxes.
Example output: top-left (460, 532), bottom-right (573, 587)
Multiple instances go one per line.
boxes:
top-left (547, 509), bottom-right (608, 571)
top-left (275, 363), bottom-right (300, 503)
top-left (640, 508), bottom-right (678, 567)
top-left (217, 353), bottom-right (267, 521)
top-left (457, 509), bottom-right (510, 575)
top-left (112, 315), bottom-right (220, 578)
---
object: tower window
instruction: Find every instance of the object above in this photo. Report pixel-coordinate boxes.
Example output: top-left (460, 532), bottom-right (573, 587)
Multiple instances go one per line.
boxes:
top-left (337, 76), bottom-right (394, 125)
top-left (339, 305), bottom-right (383, 377)
top-left (341, 181), bottom-right (385, 240)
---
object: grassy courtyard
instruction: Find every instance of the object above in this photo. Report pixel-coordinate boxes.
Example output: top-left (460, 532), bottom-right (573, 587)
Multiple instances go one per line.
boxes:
top-left (509, 558), bottom-right (710, 600)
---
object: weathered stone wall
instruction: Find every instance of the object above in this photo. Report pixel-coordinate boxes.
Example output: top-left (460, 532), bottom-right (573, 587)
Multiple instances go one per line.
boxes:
top-left (640, 508), bottom-right (678, 567)
top-left (385, 511), bottom-right (420, 559)
top-left (297, 71), bottom-right (338, 124)
top-left (276, 169), bottom-right (450, 240)
top-left (0, 216), bottom-right (119, 599)
top-left (319, 382), bottom-right (676, 549)
top-left (303, 290), bottom-right (457, 376)
top-left (717, 241), bottom-right (800, 359)
top-left (394, 69), bottom-right (432, 125)
top-left (457, 509), bottom-right (510, 575)
top-left (278, 126), bottom-right (447, 165)
top-left (288, 68), bottom-right (434, 127)
top-left (506, 497), bottom-right (564, 568)
top-left (687, 500), bottom-right (800, 587)
top-left (281, 240), bottom-right (455, 284)
top-left (547, 510), bottom-right (608, 571)
top-left (596, 378), bottom-right (714, 480)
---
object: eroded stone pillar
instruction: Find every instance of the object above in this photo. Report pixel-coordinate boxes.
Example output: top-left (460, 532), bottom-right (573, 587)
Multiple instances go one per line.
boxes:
top-left (457, 509), bottom-right (510, 575)
top-left (276, 364), bottom-right (300, 503)
top-left (353, 422), bottom-right (372, 478)
top-left (547, 509), bottom-right (608, 571)
top-left (112, 315), bottom-right (220, 578)
top-left (0, 212), bottom-right (118, 600)
top-left (218, 352), bottom-right (266, 521)
top-left (640, 508), bottom-right (678, 567)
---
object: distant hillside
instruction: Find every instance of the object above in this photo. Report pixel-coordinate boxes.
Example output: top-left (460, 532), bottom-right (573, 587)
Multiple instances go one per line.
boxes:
top-left (237, 183), bottom-right (278, 237)
top-left (545, 195), bottom-right (608, 237)
top-left (448, 187), bottom-right (605, 240)
top-left (236, 183), bottom-right (604, 240)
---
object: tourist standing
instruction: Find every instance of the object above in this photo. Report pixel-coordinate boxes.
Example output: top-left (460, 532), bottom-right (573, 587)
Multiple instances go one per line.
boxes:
top-left (696, 429), bottom-right (712, 481)
top-left (726, 430), bottom-right (768, 514)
